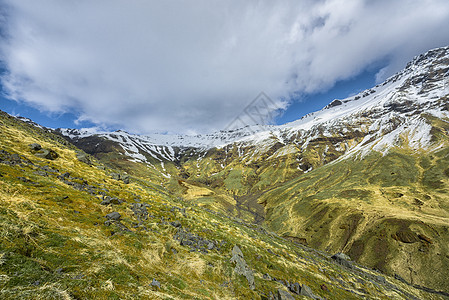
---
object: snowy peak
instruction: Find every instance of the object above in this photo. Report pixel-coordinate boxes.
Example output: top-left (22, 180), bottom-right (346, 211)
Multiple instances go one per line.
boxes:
top-left (286, 45), bottom-right (449, 129)
top-left (57, 124), bottom-right (272, 149)
top-left (56, 46), bottom-right (449, 164)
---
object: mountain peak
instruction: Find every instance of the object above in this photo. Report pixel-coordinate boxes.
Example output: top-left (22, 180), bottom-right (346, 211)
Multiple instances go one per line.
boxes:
top-left (2, 45), bottom-right (449, 298)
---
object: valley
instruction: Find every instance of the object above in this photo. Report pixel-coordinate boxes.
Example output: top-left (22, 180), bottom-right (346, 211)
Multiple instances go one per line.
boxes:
top-left (1, 46), bottom-right (449, 299)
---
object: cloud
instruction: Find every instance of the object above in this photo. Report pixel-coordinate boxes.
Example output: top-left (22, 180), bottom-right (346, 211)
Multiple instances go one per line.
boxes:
top-left (1, 0), bottom-right (449, 133)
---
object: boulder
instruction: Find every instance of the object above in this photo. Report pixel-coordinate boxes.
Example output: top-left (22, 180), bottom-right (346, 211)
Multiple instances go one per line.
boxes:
top-left (230, 245), bottom-right (255, 290)
top-left (105, 212), bottom-right (121, 221)
top-left (277, 289), bottom-right (295, 300)
top-left (35, 149), bottom-right (58, 160)
top-left (29, 143), bottom-right (42, 151)
top-left (100, 198), bottom-right (112, 206)
top-left (170, 221), bottom-right (182, 228)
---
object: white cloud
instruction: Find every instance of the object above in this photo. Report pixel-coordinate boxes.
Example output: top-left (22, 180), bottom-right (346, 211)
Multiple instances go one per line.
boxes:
top-left (1, 0), bottom-right (449, 133)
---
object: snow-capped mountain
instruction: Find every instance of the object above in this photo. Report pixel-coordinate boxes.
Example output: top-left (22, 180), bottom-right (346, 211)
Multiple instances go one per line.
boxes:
top-left (58, 46), bottom-right (449, 168)
top-left (8, 45), bottom-right (449, 293)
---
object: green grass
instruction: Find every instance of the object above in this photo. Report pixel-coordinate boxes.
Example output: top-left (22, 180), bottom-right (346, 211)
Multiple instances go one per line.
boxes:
top-left (0, 110), bottom-right (444, 299)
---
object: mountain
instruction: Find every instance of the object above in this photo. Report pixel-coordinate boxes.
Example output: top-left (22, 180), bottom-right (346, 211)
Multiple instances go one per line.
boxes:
top-left (55, 45), bottom-right (449, 293)
top-left (0, 45), bottom-right (448, 298)
top-left (3, 110), bottom-right (443, 299)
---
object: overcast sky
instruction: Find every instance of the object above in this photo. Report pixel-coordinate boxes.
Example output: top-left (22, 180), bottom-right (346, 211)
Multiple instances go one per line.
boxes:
top-left (1, 0), bottom-right (449, 134)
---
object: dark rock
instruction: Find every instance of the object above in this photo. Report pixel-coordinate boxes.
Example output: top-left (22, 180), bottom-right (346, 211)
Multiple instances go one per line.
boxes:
top-left (288, 282), bottom-right (301, 294)
top-left (320, 284), bottom-right (329, 291)
top-left (105, 212), bottom-right (121, 221)
top-left (114, 221), bottom-right (131, 232)
top-left (110, 173), bottom-right (130, 183)
top-left (326, 99), bottom-right (343, 109)
top-left (170, 221), bottom-right (182, 228)
top-left (101, 196), bottom-right (124, 205)
top-left (131, 203), bottom-right (149, 221)
top-left (35, 149), bottom-right (58, 160)
top-left (181, 239), bottom-right (194, 246)
top-left (331, 252), bottom-right (352, 269)
top-left (122, 174), bottom-right (130, 184)
top-left (17, 177), bottom-right (38, 185)
top-left (111, 173), bottom-right (121, 181)
top-left (100, 198), bottom-right (111, 205)
top-left (263, 273), bottom-right (272, 281)
top-left (29, 143), bottom-right (42, 151)
top-left (230, 245), bottom-right (255, 290)
top-left (111, 197), bottom-right (124, 205)
top-left (275, 278), bottom-right (285, 285)
top-left (174, 228), bottom-right (216, 254)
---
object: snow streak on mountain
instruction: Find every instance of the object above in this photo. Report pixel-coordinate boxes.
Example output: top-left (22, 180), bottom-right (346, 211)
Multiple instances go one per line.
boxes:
top-left (57, 46), bottom-right (449, 167)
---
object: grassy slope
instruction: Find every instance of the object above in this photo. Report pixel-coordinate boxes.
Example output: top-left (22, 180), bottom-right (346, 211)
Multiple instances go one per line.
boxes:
top-left (1, 113), bottom-right (438, 299)
top-left (162, 113), bottom-right (449, 293)
top-left (258, 147), bottom-right (449, 291)
top-left (85, 112), bottom-right (449, 293)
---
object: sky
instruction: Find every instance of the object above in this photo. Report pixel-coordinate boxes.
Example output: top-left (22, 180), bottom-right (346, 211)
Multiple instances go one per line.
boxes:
top-left (1, 0), bottom-right (449, 134)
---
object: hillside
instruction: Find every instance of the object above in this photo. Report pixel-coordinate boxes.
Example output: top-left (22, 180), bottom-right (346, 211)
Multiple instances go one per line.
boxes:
top-left (1, 45), bottom-right (449, 299)
top-left (53, 46), bottom-right (449, 294)
top-left (3, 111), bottom-right (445, 299)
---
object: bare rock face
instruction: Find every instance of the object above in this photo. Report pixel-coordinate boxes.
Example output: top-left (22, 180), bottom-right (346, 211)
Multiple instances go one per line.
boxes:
top-left (230, 245), bottom-right (255, 290)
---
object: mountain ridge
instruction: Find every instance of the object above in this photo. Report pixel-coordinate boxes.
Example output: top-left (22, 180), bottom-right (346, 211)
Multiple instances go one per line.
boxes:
top-left (55, 45), bottom-right (449, 166)
top-left (2, 45), bottom-right (449, 297)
